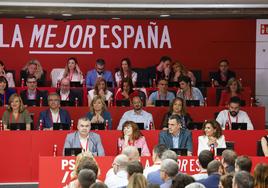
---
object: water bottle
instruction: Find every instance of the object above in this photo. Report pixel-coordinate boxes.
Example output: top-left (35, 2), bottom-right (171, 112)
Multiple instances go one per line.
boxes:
top-left (211, 79), bottom-right (214, 87)
top-left (53, 144), bottom-right (57, 157)
top-left (210, 144), bottom-right (215, 156)
top-left (75, 97), bottom-right (78, 107)
top-left (105, 120), bottom-right (109, 130)
top-left (39, 97), bottom-right (43, 107)
top-left (0, 120), bottom-right (3, 131)
top-left (70, 120), bottom-right (74, 130)
top-left (39, 120), bottom-right (43, 130)
top-left (225, 122), bottom-right (230, 130)
top-left (21, 78), bottom-right (25, 88)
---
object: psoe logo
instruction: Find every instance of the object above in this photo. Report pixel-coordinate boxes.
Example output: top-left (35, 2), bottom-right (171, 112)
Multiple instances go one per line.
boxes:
top-left (260, 24), bottom-right (268, 35)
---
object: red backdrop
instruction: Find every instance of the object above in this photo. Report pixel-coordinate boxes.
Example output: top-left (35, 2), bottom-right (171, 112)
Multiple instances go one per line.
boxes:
top-left (0, 19), bottom-right (256, 88)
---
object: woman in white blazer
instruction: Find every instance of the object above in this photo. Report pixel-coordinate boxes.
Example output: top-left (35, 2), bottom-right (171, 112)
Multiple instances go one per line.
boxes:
top-left (197, 120), bottom-right (226, 155)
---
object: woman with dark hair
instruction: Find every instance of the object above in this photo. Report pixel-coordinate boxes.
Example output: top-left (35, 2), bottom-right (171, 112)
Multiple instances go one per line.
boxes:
top-left (115, 58), bottom-right (137, 86)
top-left (2, 93), bottom-right (32, 130)
top-left (118, 121), bottom-right (150, 156)
top-left (197, 120), bottom-right (226, 155)
top-left (253, 163), bottom-right (268, 188)
top-left (62, 57), bottom-right (83, 83)
top-left (219, 78), bottom-right (251, 106)
top-left (0, 60), bottom-right (15, 87)
top-left (161, 97), bottom-right (192, 130)
top-left (171, 173), bottom-right (195, 188)
top-left (0, 76), bottom-right (16, 106)
top-left (114, 78), bottom-right (139, 102)
top-left (87, 77), bottom-right (113, 106)
top-left (219, 174), bottom-right (233, 188)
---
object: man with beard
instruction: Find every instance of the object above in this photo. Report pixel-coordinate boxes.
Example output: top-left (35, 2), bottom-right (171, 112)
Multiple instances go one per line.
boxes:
top-left (216, 96), bottom-right (253, 130)
top-left (117, 96), bottom-right (154, 130)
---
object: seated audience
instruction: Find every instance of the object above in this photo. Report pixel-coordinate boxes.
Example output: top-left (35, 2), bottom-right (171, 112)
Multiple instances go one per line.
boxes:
top-left (86, 96), bottom-right (112, 130)
top-left (127, 173), bottom-right (147, 188)
top-left (117, 96), bottom-right (153, 130)
top-left (235, 155), bottom-right (252, 172)
top-left (62, 57), bottom-right (83, 83)
top-left (86, 58), bottom-right (113, 88)
top-left (118, 121), bottom-right (150, 156)
top-left (63, 117), bottom-right (105, 156)
top-left (57, 78), bottom-right (83, 106)
top-left (21, 59), bottom-right (46, 86)
top-left (219, 174), bottom-right (233, 188)
top-left (161, 97), bottom-right (192, 129)
top-left (171, 173), bottom-right (195, 188)
top-left (2, 93), bottom-right (32, 130)
top-left (87, 77), bottom-right (113, 107)
top-left (0, 76), bottom-right (16, 106)
top-left (197, 160), bottom-right (225, 188)
top-left (260, 135), bottom-right (268, 156)
top-left (160, 159), bottom-right (179, 188)
top-left (219, 78), bottom-right (251, 106)
top-left (253, 163), bottom-right (268, 188)
top-left (211, 59), bottom-right (236, 87)
top-left (197, 120), bottom-right (226, 155)
top-left (143, 144), bottom-right (168, 178)
top-left (155, 56), bottom-right (172, 81)
top-left (177, 76), bottom-right (204, 106)
top-left (216, 96), bottom-right (254, 130)
top-left (114, 78), bottom-right (139, 104)
top-left (232, 171), bottom-right (254, 188)
top-left (38, 93), bottom-right (71, 130)
top-left (192, 150), bottom-right (214, 181)
top-left (126, 161), bottom-right (144, 178)
top-left (104, 154), bottom-right (129, 188)
top-left (170, 61), bottom-right (196, 86)
top-left (20, 75), bottom-right (48, 106)
top-left (159, 114), bottom-right (193, 156)
top-left (0, 60), bottom-right (15, 87)
top-left (115, 58), bottom-right (137, 86)
top-left (148, 78), bottom-right (175, 106)
top-left (221, 149), bottom-right (237, 173)
top-left (78, 169), bottom-right (96, 188)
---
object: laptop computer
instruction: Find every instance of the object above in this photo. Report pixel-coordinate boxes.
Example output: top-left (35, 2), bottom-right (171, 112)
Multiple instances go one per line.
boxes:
top-left (170, 148), bottom-right (188, 156)
top-left (168, 82), bottom-right (179, 87)
top-left (64, 148), bottom-right (82, 156)
top-left (70, 81), bottom-right (82, 87)
top-left (27, 99), bottom-right (37, 106)
top-left (187, 122), bottom-right (203, 130)
top-left (136, 122), bottom-right (145, 130)
top-left (216, 148), bottom-right (228, 156)
top-left (10, 123), bottom-right (26, 130)
top-left (186, 100), bottom-right (200, 107)
top-left (91, 123), bottom-right (105, 130)
top-left (107, 82), bottom-right (113, 88)
top-left (53, 123), bottom-right (70, 130)
top-left (231, 123), bottom-right (247, 130)
top-left (155, 100), bottom-right (170, 107)
top-left (60, 100), bottom-right (73, 106)
top-left (116, 100), bottom-right (130, 107)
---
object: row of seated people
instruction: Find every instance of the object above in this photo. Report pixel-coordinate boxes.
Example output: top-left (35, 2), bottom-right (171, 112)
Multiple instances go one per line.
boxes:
top-left (0, 73), bottom-right (253, 108)
top-left (0, 56), bottom-right (237, 89)
top-left (1, 91), bottom-right (255, 131)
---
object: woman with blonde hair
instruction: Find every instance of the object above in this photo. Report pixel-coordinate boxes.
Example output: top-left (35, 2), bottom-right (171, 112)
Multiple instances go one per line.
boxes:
top-left (171, 61), bottom-right (196, 86)
top-left (21, 59), bottom-right (46, 86)
top-left (2, 93), bottom-right (32, 130)
top-left (62, 57), bottom-right (83, 83)
top-left (127, 173), bottom-right (147, 188)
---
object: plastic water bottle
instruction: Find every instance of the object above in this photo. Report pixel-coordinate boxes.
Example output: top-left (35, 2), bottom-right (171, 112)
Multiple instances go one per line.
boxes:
top-left (53, 144), bottom-right (57, 157)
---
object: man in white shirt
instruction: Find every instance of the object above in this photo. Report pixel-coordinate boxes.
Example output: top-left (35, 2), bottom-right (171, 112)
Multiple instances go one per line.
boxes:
top-left (104, 154), bottom-right (129, 188)
top-left (117, 96), bottom-right (154, 130)
top-left (216, 96), bottom-right (254, 130)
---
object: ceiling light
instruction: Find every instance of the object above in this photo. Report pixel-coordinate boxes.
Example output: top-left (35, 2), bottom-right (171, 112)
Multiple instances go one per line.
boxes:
top-left (62, 13), bottom-right (72, 17)
top-left (160, 14), bottom-right (170, 18)
top-left (112, 17), bottom-right (120, 20)
top-left (25, 16), bottom-right (35, 19)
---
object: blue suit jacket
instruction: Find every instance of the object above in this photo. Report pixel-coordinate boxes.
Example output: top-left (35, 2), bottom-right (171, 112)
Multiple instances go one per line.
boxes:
top-left (85, 69), bottom-right (113, 88)
top-left (63, 131), bottom-right (105, 156)
top-left (159, 129), bottom-right (193, 152)
top-left (198, 173), bottom-right (220, 188)
top-left (38, 108), bottom-right (71, 129)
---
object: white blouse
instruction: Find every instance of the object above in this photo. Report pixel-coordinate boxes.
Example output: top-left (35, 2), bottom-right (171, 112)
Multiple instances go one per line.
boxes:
top-left (197, 135), bottom-right (226, 156)
top-left (115, 71), bottom-right (137, 85)
top-left (87, 89), bottom-right (113, 101)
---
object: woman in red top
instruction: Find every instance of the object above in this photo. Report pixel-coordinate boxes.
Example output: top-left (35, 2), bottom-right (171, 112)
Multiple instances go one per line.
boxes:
top-left (219, 78), bottom-right (251, 106)
top-left (115, 78), bottom-right (139, 104)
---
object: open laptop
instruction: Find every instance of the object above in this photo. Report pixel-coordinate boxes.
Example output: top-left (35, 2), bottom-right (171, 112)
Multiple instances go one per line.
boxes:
top-left (53, 123), bottom-right (70, 130)
top-left (136, 122), bottom-right (145, 130)
top-left (168, 82), bottom-right (179, 87)
top-left (70, 81), bottom-right (82, 87)
top-left (10, 123), bottom-right (26, 130)
top-left (60, 100), bottom-right (73, 106)
top-left (187, 122), bottom-right (203, 130)
top-left (155, 100), bottom-right (170, 107)
top-left (116, 100), bottom-right (130, 107)
top-left (231, 123), bottom-right (247, 130)
top-left (64, 148), bottom-right (82, 156)
top-left (170, 148), bottom-right (188, 156)
top-left (186, 100), bottom-right (200, 107)
top-left (91, 123), bottom-right (105, 130)
top-left (216, 148), bottom-right (229, 156)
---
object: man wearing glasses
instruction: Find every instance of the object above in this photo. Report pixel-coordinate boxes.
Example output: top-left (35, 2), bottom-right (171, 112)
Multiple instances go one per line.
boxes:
top-left (38, 92), bottom-right (71, 130)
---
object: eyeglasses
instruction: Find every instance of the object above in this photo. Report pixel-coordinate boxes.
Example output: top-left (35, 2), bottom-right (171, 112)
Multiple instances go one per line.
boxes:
top-left (27, 81), bottom-right (37, 84)
top-left (48, 99), bottom-right (60, 102)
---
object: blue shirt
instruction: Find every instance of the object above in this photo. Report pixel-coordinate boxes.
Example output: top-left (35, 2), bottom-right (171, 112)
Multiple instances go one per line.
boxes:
top-left (85, 69), bottom-right (114, 88)
top-left (148, 91), bottom-right (175, 105)
top-left (172, 132), bottom-right (180, 149)
top-left (0, 88), bottom-right (16, 105)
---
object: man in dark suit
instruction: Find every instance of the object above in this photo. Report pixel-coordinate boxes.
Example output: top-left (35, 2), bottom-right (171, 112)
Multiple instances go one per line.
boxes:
top-left (159, 114), bottom-right (193, 156)
top-left (57, 77), bottom-right (83, 106)
top-left (20, 75), bottom-right (48, 106)
top-left (38, 92), bottom-right (71, 130)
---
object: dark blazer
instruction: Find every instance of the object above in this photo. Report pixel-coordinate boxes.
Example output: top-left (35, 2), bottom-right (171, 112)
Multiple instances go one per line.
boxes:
top-left (211, 70), bottom-right (236, 87)
top-left (198, 173), bottom-right (221, 188)
top-left (20, 70), bottom-right (46, 87)
top-left (159, 129), bottom-right (193, 152)
top-left (38, 108), bottom-right (71, 129)
top-left (0, 88), bottom-right (16, 106)
top-left (20, 89), bottom-right (48, 106)
top-left (56, 89), bottom-right (83, 106)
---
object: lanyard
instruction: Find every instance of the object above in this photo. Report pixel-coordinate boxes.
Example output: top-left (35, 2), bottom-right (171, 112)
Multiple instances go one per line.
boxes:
top-left (227, 112), bottom-right (238, 125)
top-left (80, 139), bottom-right (89, 152)
top-left (50, 111), bottom-right (60, 123)
top-left (60, 93), bottom-right (69, 101)
top-left (158, 91), bottom-right (167, 100)
top-left (27, 90), bottom-right (37, 100)
top-left (9, 112), bottom-right (20, 124)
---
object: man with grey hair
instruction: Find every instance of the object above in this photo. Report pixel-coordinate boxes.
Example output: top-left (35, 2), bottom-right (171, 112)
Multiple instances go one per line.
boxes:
top-left (63, 117), bottom-right (105, 156)
top-left (147, 150), bottom-right (178, 185)
top-left (78, 169), bottom-right (96, 188)
top-left (159, 114), bottom-right (193, 156)
top-left (160, 159), bottom-right (179, 188)
top-left (232, 171), bottom-right (254, 188)
top-left (104, 154), bottom-right (129, 188)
